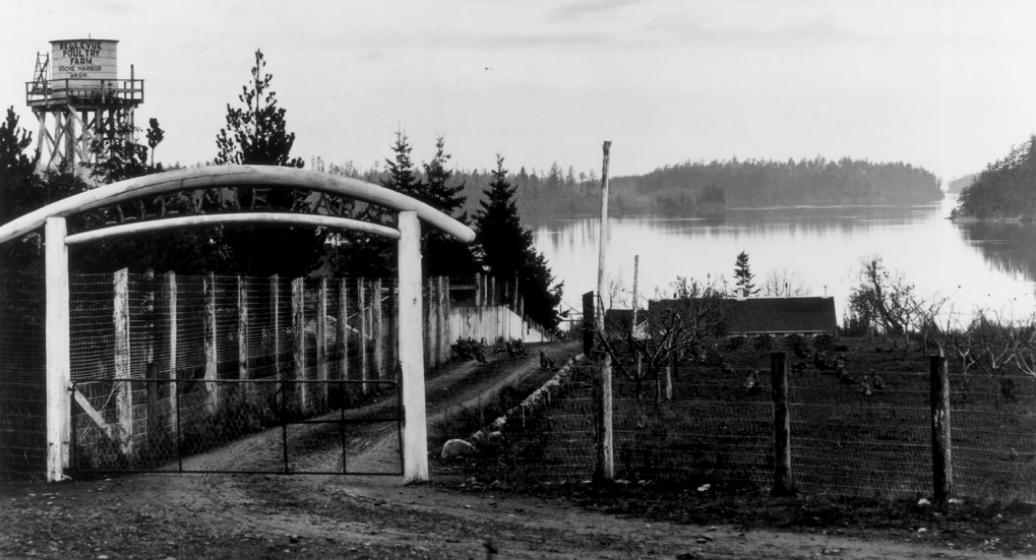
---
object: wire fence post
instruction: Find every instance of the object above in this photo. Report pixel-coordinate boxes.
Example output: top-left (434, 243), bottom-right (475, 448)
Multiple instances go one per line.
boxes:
top-left (113, 268), bottom-right (133, 455)
top-left (771, 351), bottom-right (795, 496)
top-left (930, 354), bottom-right (952, 505)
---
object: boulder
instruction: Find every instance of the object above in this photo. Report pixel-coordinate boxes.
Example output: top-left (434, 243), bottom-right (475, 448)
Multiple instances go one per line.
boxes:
top-left (441, 438), bottom-right (476, 460)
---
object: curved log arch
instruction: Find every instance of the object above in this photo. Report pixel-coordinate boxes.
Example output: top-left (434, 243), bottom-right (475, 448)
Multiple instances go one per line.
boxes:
top-left (63, 212), bottom-right (401, 245)
top-left (0, 164), bottom-right (476, 244)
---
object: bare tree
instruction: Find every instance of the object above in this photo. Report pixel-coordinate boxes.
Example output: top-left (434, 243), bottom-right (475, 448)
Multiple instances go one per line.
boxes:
top-left (761, 268), bottom-right (809, 297)
top-left (597, 276), bottom-right (726, 401)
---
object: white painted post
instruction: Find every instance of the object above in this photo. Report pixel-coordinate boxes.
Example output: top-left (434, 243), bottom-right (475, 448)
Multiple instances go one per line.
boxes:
top-left (44, 217), bottom-right (71, 482)
top-left (113, 268), bottom-right (134, 455)
top-left (203, 273), bottom-right (218, 414)
top-left (166, 272), bottom-right (177, 431)
top-left (373, 278), bottom-right (385, 382)
top-left (398, 211), bottom-right (428, 482)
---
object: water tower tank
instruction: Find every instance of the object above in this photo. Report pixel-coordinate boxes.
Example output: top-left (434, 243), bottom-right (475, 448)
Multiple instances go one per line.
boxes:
top-left (50, 39), bottom-right (118, 88)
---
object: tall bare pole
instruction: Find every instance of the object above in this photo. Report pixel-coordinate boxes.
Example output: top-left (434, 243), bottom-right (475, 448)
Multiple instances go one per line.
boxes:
top-left (594, 140), bottom-right (614, 482)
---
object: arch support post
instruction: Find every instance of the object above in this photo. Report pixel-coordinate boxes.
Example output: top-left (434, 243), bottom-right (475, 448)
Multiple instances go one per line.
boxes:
top-left (398, 211), bottom-right (428, 482)
top-left (45, 217), bottom-right (71, 481)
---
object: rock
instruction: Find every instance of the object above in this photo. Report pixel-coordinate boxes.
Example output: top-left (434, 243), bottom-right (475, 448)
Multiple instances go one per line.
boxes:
top-left (440, 439), bottom-right (476, 459)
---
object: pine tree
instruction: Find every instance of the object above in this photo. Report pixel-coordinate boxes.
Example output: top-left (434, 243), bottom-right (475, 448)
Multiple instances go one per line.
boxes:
top-left (381, 130), bottom-right (421, 200)
top-left (215, 50), bottom-right (303, 168)
top-left (476, 155), bottom-right (561, 330)
top-left (421, 135), bottom-right (465, 215)
top-left (420, 136), bottom-right (476, 277)
top-left (88, 112), bottom-right (160, 184)
top-left (734, 251), bottom-right (758, 297)
top-left (212, 49), bottom-right (321, 276)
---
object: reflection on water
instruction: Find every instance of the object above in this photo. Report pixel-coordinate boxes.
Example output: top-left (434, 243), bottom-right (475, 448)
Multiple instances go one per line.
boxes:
top-left (957, 221), bottom-right (1036, 280)
top-left (534, 199), bottom-right (1036, 324)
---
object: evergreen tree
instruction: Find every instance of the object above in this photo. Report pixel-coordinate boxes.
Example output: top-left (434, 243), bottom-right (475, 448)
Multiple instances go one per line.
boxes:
top-left (733, 251), bottom-right (758, 297)
top-left (88, 112), bottom-right (161, 184)
top-left (476, 155), bottom-right (561, 330)
top-left (381, 130), bottom-right (421, 200)
top-left (0, 107), bottom-right (42, 225)
top-left (215, 50), bottom-right (304, 168)
top-left (421, 136), bottom-right (477, 277)
top-left (421, 135), bottom-right (465, 215)
top-left (213, 49), bottom-right (321, 277)
top-left (0, 107), bottom-right (89, 271)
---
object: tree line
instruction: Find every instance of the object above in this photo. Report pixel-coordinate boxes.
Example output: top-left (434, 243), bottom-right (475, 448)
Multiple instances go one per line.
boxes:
top-left (953, 135), bottom-right (1036, 221)
top-left (0, 50), bottom-right (562, 331)
top-left (332, 155), bottom-right (943, 223)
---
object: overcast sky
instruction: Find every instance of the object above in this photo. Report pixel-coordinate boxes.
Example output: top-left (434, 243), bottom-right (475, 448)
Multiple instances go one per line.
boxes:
top-left (3, 0), bottom-right (1036, 182)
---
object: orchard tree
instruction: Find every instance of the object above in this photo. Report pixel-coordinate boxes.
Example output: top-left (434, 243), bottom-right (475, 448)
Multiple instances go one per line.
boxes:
top-left (476, 155), bottom-right (561, 330)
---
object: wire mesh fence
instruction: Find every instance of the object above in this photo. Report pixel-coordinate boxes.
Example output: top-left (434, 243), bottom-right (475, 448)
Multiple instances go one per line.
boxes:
top-left (467, 341), bottom-right (1036, 503)
top-left (0, 271), bottom-right (46, 479)
top-left (70, 378), bottom-right (401, 475)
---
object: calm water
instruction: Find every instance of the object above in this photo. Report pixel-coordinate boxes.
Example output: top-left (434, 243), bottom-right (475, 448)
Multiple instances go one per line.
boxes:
top-left (533, 198), bottom-right (1036, 326)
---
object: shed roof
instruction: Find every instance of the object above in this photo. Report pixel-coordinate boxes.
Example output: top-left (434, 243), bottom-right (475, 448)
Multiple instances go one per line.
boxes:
top-left (648, 297), bottom-right (837, 335)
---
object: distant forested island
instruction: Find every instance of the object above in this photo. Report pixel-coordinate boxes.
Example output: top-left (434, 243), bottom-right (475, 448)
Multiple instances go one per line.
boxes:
top-left (953, 135), bottom-right (1036, 221)
top-left (448, 157), bottom-right (942, 222)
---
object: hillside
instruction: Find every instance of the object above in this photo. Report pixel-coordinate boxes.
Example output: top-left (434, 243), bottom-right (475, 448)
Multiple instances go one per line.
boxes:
top-left (451, 157), bottom-right (943, 222)
top-left (953, 135), bottom-right (1036, 221)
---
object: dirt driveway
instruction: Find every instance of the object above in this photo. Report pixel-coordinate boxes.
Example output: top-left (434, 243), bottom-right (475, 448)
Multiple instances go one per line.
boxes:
top-left (0, 342), bottom-right (1022, 559)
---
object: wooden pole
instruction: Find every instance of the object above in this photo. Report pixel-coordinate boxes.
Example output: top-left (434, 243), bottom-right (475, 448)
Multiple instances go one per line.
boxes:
top-left (237, 276), bottom-right (249, 381)
top-left (930, 354), bottom-right (952, 504)
top-left (338, 278), bottom-right (349, 384)
top-left (44, 217), bottom-right (71, 481)
top-left (271, 275), bottom-right (281, 381)
top-left (166, 272), bottom-right (177, 431)
top-left (292, 277), bottom-right (307, 411)
top-left (373, 278), bottom-right (385, 381)
top-left (771, 352), bottom-right (794, 496)
top-left (358, 278), bottom-right (368, 394)
top-left (436, 277), bottom-right (447, 365)
top-left (398, 211), bottom-right (429, 482)
top-left (632, 254), bottom-right (643, 385)
top-left (594, 140), bottom-right (614, 482)
top-left (317, 277), bottom-right (329, 405)
top-left (474, 272), bottom-right (482, 308)
top-left (203, 274), bottom-right (218, 414)
top-left (425, 277), bottom-right (435, 368)
top-left (113, 268), bottom-right (133, 454)
top-left (440, 277), bottom-right (450, 363)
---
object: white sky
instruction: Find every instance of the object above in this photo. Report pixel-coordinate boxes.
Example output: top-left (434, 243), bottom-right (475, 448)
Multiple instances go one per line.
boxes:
top-left (3, 0), bottom-right (1036, 181)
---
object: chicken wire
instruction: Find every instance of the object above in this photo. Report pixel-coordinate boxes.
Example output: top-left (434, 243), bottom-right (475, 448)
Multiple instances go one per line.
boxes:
top-left (492, 353), bottom-right (1036, 503)
top-left (0, 271), bottom-right (46, 478)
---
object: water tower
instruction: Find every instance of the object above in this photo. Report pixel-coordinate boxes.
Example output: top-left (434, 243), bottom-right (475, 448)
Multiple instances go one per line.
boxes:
top-left (25, 39), bottom-right (144, 170)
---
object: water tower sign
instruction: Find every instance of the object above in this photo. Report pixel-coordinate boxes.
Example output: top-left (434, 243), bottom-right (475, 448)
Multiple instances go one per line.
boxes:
top-left (51, 39), bottom-right (117, 80)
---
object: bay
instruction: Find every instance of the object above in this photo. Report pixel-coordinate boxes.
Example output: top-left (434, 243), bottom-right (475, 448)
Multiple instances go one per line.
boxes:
top-left (533, 198), bottom-right (1036, 327)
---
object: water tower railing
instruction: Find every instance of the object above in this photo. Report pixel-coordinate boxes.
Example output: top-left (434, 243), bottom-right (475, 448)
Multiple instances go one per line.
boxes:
top-left (25, 78), bottom-right (144, 107)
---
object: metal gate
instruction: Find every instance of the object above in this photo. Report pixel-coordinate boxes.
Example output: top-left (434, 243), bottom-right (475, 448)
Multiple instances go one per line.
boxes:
top-left (69, 378), bottom-right (402, 475)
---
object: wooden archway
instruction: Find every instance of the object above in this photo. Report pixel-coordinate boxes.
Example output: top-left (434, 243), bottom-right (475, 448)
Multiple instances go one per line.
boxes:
top-left (0, 165), bottom-right (476, 482)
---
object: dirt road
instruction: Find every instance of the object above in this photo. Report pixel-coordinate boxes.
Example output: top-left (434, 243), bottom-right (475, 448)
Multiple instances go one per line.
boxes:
top-left (0, 342), bottom-right (1020, 559)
